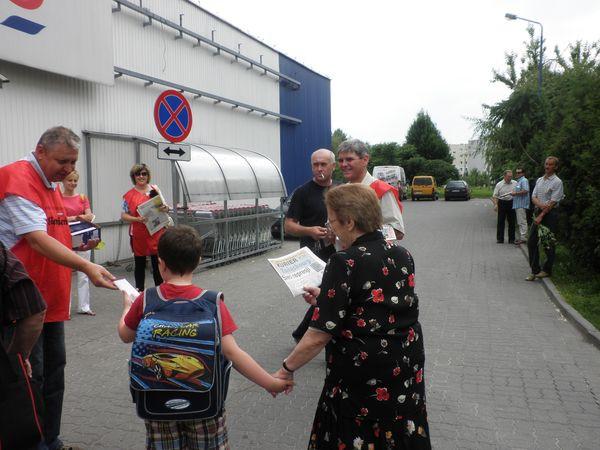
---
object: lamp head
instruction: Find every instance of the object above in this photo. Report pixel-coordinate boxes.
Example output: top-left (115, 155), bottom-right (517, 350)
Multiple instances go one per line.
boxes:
top-left (505, 13), bottom-right (517, 20)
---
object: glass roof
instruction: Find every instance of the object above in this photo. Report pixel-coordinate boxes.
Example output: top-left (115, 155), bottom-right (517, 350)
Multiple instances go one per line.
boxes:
top-left (177, 144), bottom-right (287, 201)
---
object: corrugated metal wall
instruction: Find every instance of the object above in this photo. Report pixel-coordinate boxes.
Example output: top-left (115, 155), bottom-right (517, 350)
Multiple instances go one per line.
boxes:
top-left (0, 0), bottom-right (286, 263)
top-left (278, 54), bottom-right (332, 194)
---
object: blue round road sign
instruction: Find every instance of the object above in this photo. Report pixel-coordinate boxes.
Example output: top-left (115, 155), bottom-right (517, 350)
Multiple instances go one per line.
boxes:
top-left (153, 90), bottom-right (193, 143)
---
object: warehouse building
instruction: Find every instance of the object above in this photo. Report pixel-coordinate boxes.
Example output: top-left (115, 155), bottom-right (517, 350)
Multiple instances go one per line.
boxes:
top-left (0, 0), bottom-right (331, 264)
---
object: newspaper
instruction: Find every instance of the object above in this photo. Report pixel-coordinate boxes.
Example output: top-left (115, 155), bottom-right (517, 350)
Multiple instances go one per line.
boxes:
top-left (137, 191), bottom-right (170, 235)
top-left (69, 220), bottom-right (101, 249)
top-left (268, 247), bottom-right (327, 297)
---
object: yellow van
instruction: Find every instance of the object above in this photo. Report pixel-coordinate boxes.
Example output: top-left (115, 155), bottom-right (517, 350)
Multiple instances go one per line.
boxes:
top-left (411, 176), bottom-right (437, 201)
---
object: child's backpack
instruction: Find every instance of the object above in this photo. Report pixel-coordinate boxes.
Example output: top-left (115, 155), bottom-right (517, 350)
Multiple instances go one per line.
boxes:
top-left (129, 287), bottom-right (232, 421)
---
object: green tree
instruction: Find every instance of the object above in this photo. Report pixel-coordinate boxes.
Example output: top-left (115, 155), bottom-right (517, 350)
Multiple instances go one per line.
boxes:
top-left (367, 142), bottom-right (403, 172)
top-left (331, 128), bottom-right (348, 153)
top-left (476, 34), bottom-right (600, 270)
top-left (405, 111), bottom-right (453, 162)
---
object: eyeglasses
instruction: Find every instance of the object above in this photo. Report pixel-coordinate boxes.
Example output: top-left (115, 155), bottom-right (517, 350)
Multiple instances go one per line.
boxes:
top-left (337, 157), bottom-right (361, 164)
top-left (135, 171), bottom-right (149, 176)
top-left (325, 218), bottom-right (338, 229)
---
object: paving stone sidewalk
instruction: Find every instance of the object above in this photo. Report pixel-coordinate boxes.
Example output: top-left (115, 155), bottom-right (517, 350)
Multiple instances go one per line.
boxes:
top-left (61, 199), bottom-right (600, 449)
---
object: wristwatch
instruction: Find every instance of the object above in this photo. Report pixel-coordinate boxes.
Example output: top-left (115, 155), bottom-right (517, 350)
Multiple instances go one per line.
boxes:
top-left (282, 359), bottom-right (294, 373)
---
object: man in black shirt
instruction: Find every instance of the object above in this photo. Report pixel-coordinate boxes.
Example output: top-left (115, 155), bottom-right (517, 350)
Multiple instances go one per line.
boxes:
top-left (285, 148), bottom-right (336, 341)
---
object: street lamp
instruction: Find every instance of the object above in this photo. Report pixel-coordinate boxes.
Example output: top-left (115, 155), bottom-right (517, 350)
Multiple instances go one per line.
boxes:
top-left (505, 12), bottom-right (544, 97)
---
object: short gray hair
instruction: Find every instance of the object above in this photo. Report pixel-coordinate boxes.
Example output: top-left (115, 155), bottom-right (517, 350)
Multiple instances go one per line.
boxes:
top-left (337, 139), bottom-right (369, 158)
top-left (37, 126), bottom-right (80, 151)
top-left (503, 169), bottom-right (513, 176)
top-left (312, 148), bottom-right (335, 163)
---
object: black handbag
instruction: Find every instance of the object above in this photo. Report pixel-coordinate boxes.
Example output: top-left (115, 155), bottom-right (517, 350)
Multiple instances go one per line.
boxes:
top-left (0, 241), bottom-right (44, 449)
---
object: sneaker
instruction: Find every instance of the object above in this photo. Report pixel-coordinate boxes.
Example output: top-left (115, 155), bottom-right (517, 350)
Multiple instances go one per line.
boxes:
top-left (536, 271), bottom-right (550, 279)
top-left (525, 274), bottom-right (536, 281)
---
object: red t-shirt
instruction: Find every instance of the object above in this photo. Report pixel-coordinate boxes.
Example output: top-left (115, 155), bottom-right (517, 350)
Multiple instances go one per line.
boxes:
top-left (124, 283), bottom-right (237, 336)
top-left (61, 193), bottom-right (90, 217)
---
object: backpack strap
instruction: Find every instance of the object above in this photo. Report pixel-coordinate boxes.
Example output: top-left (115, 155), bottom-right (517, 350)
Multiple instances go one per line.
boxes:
top-left (196, 290), bottom-right (224, 341)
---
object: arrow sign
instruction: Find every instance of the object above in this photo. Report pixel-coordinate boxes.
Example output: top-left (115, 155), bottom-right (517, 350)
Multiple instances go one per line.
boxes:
top-left (157, 142), bottom-right (191, 161)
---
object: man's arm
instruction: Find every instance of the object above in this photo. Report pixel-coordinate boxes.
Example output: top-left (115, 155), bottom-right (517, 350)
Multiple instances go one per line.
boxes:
top-left (284, 218), bottom-right (328, 241)
top-left (24, 231), bottom-right (116, 289)
top-left (380, 191), bottom-right (405, 239)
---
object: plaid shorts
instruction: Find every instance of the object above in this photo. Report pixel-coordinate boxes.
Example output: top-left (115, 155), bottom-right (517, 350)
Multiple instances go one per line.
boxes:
top-left (144, 412), bottom-right (229, 450)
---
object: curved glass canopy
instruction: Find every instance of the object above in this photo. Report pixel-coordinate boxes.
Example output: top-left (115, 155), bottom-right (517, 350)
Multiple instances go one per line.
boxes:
top-left (177, 144), bottom-right (287, 201)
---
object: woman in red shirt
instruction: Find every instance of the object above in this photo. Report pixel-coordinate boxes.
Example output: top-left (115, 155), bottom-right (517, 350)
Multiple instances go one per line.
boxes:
top-left (61, 170), bottom-right (96, 315)
top-left (121, 164), bottom-right (167, 291)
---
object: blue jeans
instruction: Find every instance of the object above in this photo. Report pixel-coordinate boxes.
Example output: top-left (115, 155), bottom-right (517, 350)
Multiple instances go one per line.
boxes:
top-left (30, 321), bottom-right (66, 450)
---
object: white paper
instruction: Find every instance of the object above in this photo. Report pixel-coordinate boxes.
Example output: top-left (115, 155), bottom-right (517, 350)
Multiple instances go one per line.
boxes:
top-left (114, 279), bottom-right (140, 299)
top-left (137, 191), bottom-right (170, 235)
top-left (381, 224), bottom-right (397, 241)
top-left (268, 247), bottom-right (327, 297)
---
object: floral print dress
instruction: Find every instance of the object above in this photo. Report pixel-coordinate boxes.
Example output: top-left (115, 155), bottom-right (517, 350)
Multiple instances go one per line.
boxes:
top-left (308, 231), bottom-right (430, 450)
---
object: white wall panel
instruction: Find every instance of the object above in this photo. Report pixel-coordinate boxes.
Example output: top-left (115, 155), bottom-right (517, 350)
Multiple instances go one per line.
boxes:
top-left (0, 0), bottom-right (286, 264)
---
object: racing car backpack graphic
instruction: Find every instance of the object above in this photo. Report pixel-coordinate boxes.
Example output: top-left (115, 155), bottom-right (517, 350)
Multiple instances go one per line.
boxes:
top-left (129, 287), bottom-right (232, 420)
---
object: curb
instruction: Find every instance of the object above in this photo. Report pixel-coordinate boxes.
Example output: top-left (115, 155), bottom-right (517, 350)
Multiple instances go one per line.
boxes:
top-left (519, 245), bottom-right (600, 350)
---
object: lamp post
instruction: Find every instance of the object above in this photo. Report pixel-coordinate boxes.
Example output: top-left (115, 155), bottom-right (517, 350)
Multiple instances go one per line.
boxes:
top-left (505, 13), bottom-right (544, 97)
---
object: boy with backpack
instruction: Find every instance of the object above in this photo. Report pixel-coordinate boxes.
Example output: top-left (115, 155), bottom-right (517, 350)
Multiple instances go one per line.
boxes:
top-left (117, 225), bottom-right (293, 449)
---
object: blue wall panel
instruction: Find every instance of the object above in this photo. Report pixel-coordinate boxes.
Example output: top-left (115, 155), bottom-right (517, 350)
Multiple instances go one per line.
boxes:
top-left (279, 55), bottom-right (331, 195)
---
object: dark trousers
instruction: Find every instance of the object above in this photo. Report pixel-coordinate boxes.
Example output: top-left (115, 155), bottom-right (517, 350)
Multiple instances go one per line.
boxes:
top-left (527, 210), bottom-right (558, 275)
top-left (134, 255), bottom-right (163, 291)
top-left (497, 200), bottom-right (516, 242)
top-left (29, 321), bottom-right (66, 450)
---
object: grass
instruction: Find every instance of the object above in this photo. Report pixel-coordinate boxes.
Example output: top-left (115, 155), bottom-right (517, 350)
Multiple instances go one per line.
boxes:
top-left (551, 245), bottom-right (600, 331)
top-left (469, 186), bottom-right (493, 199)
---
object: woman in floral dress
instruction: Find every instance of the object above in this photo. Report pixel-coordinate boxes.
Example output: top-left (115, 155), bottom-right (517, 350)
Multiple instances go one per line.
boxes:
top-left (275, 184), bottom-right (430, 450)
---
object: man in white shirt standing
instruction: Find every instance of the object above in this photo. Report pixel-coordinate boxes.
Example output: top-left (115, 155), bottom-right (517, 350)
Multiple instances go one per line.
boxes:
top-left (337, 139), bottom-right (405, 240)
top-left (492, 170), bottom-right (518, 244)
top-left (526, 157), bottom-right (564, 281)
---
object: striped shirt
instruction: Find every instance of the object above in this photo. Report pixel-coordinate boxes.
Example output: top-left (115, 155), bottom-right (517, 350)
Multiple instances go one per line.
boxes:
top-left (512, 176), bottom-right (530, 209)
top-left (0, 153), bottom-right (53, 248)
top-left (532, 174), bottom-right (564, 207)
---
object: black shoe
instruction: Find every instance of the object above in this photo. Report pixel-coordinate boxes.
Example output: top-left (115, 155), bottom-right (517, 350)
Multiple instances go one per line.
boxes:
top-left (497, 240), bottom-right (504, 244)
top-left (508, 240), bottom-right (515, 244)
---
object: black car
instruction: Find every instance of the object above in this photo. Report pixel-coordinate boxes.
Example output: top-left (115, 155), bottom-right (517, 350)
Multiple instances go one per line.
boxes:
top-left (444, 180), bottom-right (471, 201)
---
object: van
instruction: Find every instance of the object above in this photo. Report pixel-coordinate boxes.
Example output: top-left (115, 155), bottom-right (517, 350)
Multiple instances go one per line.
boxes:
top-left (411, 176), bottom-right (437, 201)
top-left (373, 166), bottom-right (408, 199)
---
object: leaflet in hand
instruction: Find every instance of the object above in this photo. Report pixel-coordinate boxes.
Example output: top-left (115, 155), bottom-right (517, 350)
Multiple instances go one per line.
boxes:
top-left (268, 247), bottom-right (326, 297)
top-left (137, 191), bottom-right (170, 235)
top-left (114, 278), bottom-right (140, 299)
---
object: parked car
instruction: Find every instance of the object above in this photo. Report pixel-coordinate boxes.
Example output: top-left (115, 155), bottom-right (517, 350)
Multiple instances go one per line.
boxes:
top-left (444, 180), bottom-right (471, 201)
top-left (411, 175), bottom-right (437, 201)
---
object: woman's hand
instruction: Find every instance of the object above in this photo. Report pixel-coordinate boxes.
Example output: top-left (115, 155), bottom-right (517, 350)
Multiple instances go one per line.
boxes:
top-left (271, 369), bottom-right (294, 396)
top-left (138, 216), bottom-right (147, 223)
top-left (267, 372), bottom-right (294, 397)
top-left (302, 286), bottom-right (320, 306)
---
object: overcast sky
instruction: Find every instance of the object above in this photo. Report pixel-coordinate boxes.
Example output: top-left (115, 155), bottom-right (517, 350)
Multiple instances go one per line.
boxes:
top-left (195, 0), bottom-right (600, 145)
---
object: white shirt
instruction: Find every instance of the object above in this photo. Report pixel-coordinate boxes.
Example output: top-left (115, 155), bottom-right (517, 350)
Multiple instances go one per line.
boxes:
top-left (360, 172), bottom-right (405, 234)
top-left (493, 179), bottom-right (517, 201)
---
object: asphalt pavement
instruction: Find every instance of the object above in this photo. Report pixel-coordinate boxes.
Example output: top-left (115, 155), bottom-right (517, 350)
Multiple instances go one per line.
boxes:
top-left (60, 198), bottom-right (600, 449)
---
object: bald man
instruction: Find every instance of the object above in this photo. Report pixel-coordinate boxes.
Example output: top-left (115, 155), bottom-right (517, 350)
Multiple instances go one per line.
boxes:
top-left (285, 148), bottom-right (337, 341)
